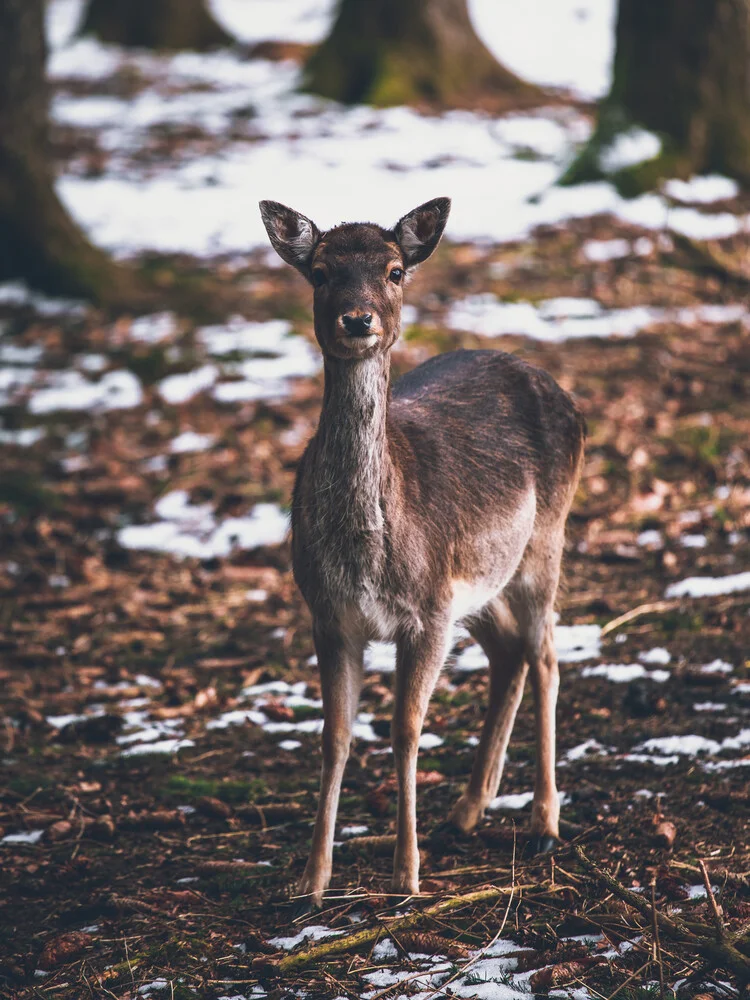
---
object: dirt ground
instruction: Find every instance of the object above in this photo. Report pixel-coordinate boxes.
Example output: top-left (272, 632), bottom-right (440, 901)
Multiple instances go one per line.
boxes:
top-left (1, 202), bottom-right (750, 999)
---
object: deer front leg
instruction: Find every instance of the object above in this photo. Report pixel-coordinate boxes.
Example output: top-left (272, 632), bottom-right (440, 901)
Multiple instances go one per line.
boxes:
top-left (297, 624), bottom-right (364, 908)
top-left (391, 617), bottom-right (451, 895)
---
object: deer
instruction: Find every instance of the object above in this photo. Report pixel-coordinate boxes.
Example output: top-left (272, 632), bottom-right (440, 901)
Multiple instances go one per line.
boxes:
top-left (259, 197), bottom-right (585, 908)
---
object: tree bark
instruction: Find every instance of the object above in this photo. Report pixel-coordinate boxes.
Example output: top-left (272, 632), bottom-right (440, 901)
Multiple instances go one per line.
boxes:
top-left (80, 0), bottom-right (233, 51)
top-left (304, 0), bottom-right (542, 110)
top-left (564, 0), bottom-right (750, 190)
top-left (0, 0), bottom-right (138, 304)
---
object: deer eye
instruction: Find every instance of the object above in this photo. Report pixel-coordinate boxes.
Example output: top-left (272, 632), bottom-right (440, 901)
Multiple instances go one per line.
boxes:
top-left (389, 267), bottom-right (404, 284)
top-left (312, 268), bottom-right (327, 287)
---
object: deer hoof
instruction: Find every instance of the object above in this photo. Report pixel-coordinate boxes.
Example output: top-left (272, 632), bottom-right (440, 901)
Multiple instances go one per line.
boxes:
top-left (448, 796), bottom-right (483, 833)
top-left (290, 895), bottom-right (319, 919)
top-left (524, 834), bottom-right (561, 857)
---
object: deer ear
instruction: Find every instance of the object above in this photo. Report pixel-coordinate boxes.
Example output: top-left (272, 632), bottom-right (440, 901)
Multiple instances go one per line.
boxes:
top-left (259, 200), bottom-right (320, 276)
top-left (394, 197), bottom-right (451, 267)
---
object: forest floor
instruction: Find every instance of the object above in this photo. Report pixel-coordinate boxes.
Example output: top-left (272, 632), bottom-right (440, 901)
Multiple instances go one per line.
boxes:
top-left (2, 3), bottom-right (750, 998)
top-left (2, 218), bottom-right (750, 1000)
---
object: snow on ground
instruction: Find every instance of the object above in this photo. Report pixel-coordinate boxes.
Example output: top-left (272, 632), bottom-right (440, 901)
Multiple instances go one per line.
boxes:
top-left (118, 491), bottom-right (289, 560)
top-left (44, 1), bottom-right (748, 262)
top-left (665, 571), bottom-right (750, 599)
top-left (446, 296), bottom-right (749, 342)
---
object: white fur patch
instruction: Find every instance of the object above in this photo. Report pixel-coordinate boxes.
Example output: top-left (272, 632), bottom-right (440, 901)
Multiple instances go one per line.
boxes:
top-left (399, 217), bottom-right (423, 255)
top-left (288, 217), bottom-right (315, 262)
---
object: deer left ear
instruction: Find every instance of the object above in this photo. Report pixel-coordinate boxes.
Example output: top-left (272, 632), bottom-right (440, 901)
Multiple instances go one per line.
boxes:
top-left (394, 197), bottom-right (451, 267)
top-left (259, 200), bottom-right (321, 278)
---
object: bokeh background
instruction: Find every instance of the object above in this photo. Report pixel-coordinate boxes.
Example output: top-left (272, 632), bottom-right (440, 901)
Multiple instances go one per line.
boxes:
top-left (1, 1), bottom-right (750, 997)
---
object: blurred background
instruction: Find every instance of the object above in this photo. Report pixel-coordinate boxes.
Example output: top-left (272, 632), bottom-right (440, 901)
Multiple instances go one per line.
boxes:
top-left (1, 1), bottom-right (750, 996)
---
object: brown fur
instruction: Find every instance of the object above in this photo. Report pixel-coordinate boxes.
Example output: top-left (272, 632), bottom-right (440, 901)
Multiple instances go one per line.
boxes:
top-left (259, 198), bottom-right (585, 905)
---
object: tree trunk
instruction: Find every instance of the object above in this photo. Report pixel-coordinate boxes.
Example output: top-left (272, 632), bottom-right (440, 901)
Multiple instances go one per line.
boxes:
top-left (0, 0), bottom-right (138, 304)
top-left (564, 0), bottom-right (750, 191)
top-left (304, 0), bottom-right (542, 109)
top-left (80, 0), bottom-right (233, 51)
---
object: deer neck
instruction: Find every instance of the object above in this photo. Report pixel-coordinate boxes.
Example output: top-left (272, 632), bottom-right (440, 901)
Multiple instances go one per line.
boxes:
top-left (315, 352), bottom-right (392, 538)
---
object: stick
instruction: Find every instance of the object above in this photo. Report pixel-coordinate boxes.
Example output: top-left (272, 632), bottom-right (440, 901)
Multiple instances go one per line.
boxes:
top-left (650, 877), bottom-right (665, 1000)
top-left (600, 600), bottom-right (679, 637)
top-left (574, 848), bottom-right (750, 987)
top-left (276, 883), bottom-right (552, 973)
top-left (699, 858), bottom-right (724, 937)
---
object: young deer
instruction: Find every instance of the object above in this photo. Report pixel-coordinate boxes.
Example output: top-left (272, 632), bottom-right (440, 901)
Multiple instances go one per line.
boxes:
top-left (260, 197), bottom-right (585, 906)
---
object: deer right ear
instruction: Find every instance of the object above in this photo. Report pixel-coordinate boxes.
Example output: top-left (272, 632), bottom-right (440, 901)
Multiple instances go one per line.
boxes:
top-left (259, 201), bottom-right (320, 277)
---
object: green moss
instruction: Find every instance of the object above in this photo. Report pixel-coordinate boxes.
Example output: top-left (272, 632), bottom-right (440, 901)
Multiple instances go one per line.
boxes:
top-left (161, 774), bottom-right (268, 804)
top-left (0, 470), bottom-right (59, 514)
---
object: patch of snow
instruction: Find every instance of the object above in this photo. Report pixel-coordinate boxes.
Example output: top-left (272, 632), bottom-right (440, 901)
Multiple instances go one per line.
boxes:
top-left (488, 791), bottom-right (534, 811)
top-left (666, 572), bottom-right (750, 599)
top-left (129, 312), bottom-right (179, 344)
top-left (561, 738), bottom-right (611, 763)
top-left (664, 175), bottom-right (739, 204)
top-left (640, 647), bottom-right (670, 665)
top-left (78, 353), bottom-right (107, 373)
top-left (681, 533), bottom-right (707, 549)
top-left (418, 733), bottom-right (443, 750)
top-left (46, 712), bottom-right (99, 729)
top-left (2, 829), bottom-right (45, 844)
top-left (340, 825), bottom-right (369, 838)
top-left (581, 663), bottom-right (669, 683)
top-left (158, 365), bottom-right (219, 405)
top-left (29, 369), bottom-right (143, 414)
top-left (279, 739), bottom-right (302, 751)
top-left (454, 644), bottom-right (489, 672)
top-left (206, 709), bottom-right (267, 731)
top-left (0, 342), bottom-right (43, 364)
top-left (170, 431), bottom-right (216, 454)
top-left (198, 317), bottom-right (293, 355)
top-left (0, 280), bottom-right (86, 316)
top-left (268, 925), bottom-right (343, 951)
top-left (372, 939), bottom-right (399, 963)
top-left (137, 980), bottom-right (170, 995)
top-left (694, 702), bottom-right (726, 712)
top-left (599, 129), bottom-right (661, 174)
top-left (623, 753), bottom-right (680, 767)
top-left (120, 738), bottom-right (194, 757)
top-left (635, 735), bottom-right (721, 757)
top-left (582, 238), bottom-right (630, 262)
top-left (701, 659), bottom-right (734, 675)
top-left (119, 501), bottom-right (288, 560)
top-left (555, 624), bottom-right (601, 663)
top-left (364, 641), bottom-right (396, 674)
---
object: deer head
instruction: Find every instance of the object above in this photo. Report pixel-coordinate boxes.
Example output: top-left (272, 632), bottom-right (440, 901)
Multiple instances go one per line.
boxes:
top-left (259, 198), bottom-right (451, 360)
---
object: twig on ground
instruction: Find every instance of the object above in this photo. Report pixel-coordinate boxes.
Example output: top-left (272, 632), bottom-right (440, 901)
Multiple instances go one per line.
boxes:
top-left (275, 882), bottom-right (564, 973)
top-left (699, 858), bottom-right (725, 936)
top-left (601, 600), bottom-right (679, 637)
top-left (651, 876), bottom-right (666, 1000)
top-left (574, 847), bottom-right (750, 987)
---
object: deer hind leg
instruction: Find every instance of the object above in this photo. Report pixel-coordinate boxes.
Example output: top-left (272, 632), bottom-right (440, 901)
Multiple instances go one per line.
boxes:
top-left (391, 615), bottom-right (452, 895)
top-left (449, 597), bottom-right (527, 833)
top-left (509, 539), bottom-right (565, 851)
top-left (297, 623), bottom-right (364, 908)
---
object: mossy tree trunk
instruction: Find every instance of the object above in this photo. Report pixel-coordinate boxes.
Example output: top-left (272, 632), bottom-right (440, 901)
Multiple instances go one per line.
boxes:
top-left (80, 0), bottom-right (233, 51)
top-left (564, 0), bottom-right (750, 191)
top-left (304, 0), bottom-right (541, 109)
top-left (0, 0), bottom-right (138, 304)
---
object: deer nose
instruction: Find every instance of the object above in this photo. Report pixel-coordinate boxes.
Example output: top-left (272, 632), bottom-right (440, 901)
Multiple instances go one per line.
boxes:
top-left (341, 312), bottom-right (373, 337)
